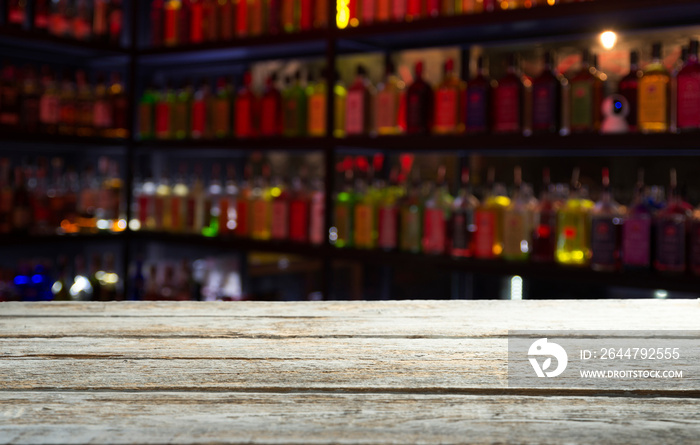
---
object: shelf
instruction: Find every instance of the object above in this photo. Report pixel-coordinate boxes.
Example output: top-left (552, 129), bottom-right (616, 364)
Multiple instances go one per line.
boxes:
top-left (330, 247), bottom-right (700, 294)
top-left (335, 133), bottom-right (700, 156)
top-left (0, 131), bottom-right (129, 149)
top-left (134, 136), bottom-right (331, 151)
top-left (136, 29), bottom-right (328, 66)
top-left (0, 28), bottom-right (127, 59)
top-left (334, 0), bottom-right (700, 52)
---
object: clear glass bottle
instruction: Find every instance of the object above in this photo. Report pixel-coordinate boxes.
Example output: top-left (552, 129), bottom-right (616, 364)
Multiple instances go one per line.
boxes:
top-left (502, 166), bottom-right (534, 261)
top-left (589, 168), bottom-right (623, 272)
top-left (531, 168), bottom-right (558, 263)
top-left (450, 167), bottom-right (479, 258)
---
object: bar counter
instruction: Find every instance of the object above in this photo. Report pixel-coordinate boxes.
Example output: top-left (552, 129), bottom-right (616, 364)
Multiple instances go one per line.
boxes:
top-left (2, 300), bottom-right (700, 444)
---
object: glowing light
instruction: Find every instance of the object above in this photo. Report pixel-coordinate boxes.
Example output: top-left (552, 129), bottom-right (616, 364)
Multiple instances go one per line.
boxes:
top-left (510, 276), bottom-right (523, 300)
top-left (52, 281), bottom-right (63, 294)
top-left (129, 219), bottom-right (141, 231)
top-left (69, 275), bottom-right (93, 298)
top-left (31, 274), bottom-right (43, 284)
top-left (654, 290), bottom-right (668, 299)
top-left (270, 187), bottom-right (282, 198)
top-left (600, 31), bottom-right (617, 50)
top-left (116, 219), bottom-right (127, 230)
top-left (97, 219), bottom-right (110, 230)
top-left (520, 240), bottom-right (529, 253)
top-left (336, 0), bottom-right (349, 29)
top-left (329, 227), bottom-right (338, 242)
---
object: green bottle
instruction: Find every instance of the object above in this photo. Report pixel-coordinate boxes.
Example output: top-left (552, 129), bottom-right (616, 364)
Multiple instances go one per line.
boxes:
top-left (556, 168), bottom-right (594, 266)
top-left (138, 85), bottom-right (157, 140)
top-left (283, 71), bottom-right (308, 137)
top-left (400, 169), bottom-right (424, 253)
top-left (333, 167), bottom-right (355, 248)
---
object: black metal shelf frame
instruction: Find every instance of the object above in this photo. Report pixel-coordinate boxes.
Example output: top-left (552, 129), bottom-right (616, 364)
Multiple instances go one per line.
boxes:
top-left (3, 0), bottom-right (700, 298)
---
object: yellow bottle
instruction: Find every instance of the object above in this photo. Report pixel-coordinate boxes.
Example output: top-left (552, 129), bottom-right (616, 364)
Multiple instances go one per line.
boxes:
top-left (334, 73), bottom-right (347, 138)
top-left (638, 42), bottom-right (670, 133)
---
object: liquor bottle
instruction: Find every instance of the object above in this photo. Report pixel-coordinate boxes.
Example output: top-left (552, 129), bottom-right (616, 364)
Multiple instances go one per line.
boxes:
top-left (269, 0), bottom-right (282, 34)
top-left (377, 0), bottom-right (391, 21)
top-left (233, 164), bottom-right (252, 237)
top-left (465, 55), bottom-right (490, 134)
top-left (219, 164), bottom-right (238, 236)
top-left (108, 0), bottom-right (123, 45)
top-left (353, 163), bottom-right (378, 249)
top-left (171, 165), bottom-right (189, 232)
top-left (654, 169), bottom-right (690, 273)
top-left (399, 168), bottom-right (423, 253)
top-left (139, 85), bottom-right (158, 140)
top-left (203, 0), bottom-right (219, 42)
top-left (589, 168), bottom-right (622, 272)
top-left (531, 52), bottom-right (562, 134)
top-left (35, 0), bottom-right (51, 34)
top-left (406, 61), bottom-right (433, 134)
top-left (433, 58), bottom-right (464, 134)
top-left (282, 0), bottom-right (299, 32)
top-left (569, 50), bottom-right (603, 133)
top-left (202, 165), bottom-right (222, 237)
top-left (234, 71), bottom-right (257, 138)
top-left (0, 64), bottom-right (20, 130)
top-left (270, 175), bottom-right (290, 240)
top-left (392, 0), bottom-right (406, 21)
top-left (622, 169), bottom-right (651, 270)
top-left (73, 0), bottom-right (92, 41)
top-left (474, 168), bottom-right (510, 259)
top-left (676, 39), bottom-right (700, 132)
top-left (138, 170), bottom-right (157, 230)
top-left (638, 43), bottom-right (670, 133)
top-left (618, 50), bottom-right (641, 132)
top-left (450, 167), bottom-right (478, 258)
top-left (502, 167), bottom-right (534, 261)
top-left (334, 71), bottom-right (348, 137)
top-left (93, 74), bottom-right (113, 137)
top-left (406, 0), bottom-right (424, 21)
top-left (249, 0), bottom-right (265, 37)
top-left (172, 80), bottom-right (192, 140)
top-left (422, 166), bottom-right (452, 255)
top-left (531, 168), bottom-right (557, 263)
top-left (164, 0), bottom-right (181, 46)
top-left (188, 164), bottom-right (207, 234)
top-left (93, 0), bottom-right (109, 42)
top-left (39, 67), bottom-right (60, 135)
top-left (376, 168), bottom-right (402, 251)
top-left (187, 0), bottom-right (205, 44)
top-left (235, 0), bottom-right (248, 37)
top-left (307, 71), bottom-right (327, 137)
top-left (375, 61), bottom-right (404, 135)
top-left (283, 72), bottom-right (308, 137)
top-left (250, 164), bottom-right (272, 240)
top-left (300, 0), bottom-right (313, 30)
top-left (289, 169), bottom-right (310, 243)
top-left (362, 0), bottom-right (376, 25)
top-left (219, 0), bottom-right (235, 41)
top-left (314, 0), bottom-right (328, 28)
top-left (151, 0), bottom-right (164, 46)
top-left (154, 172), bottom-right (172, 231)
top-left (77, 165), bottom-right (98, 233)
top-left (212, 77), bottom-right (232, 138)
top-left (691, 204), bottom-right (700, 275)
top-left (492, 53), bottom-right (523, 134)
top-left (155, 81), bottom-right (175, 139)
top-left (333, 167), bottom-right (355, 248)
top-left (74, 70), bottom-right (94, 137)
top-left (260, 73), bottom-right (283, 136)
top-left (555, 168), bottom-right (593, 266)
top-left (345, 65), bottom-right (374, 136)
top-left (309, 175), bottom-right (325, 245)
top-left (57, 71), bottom-right (76, 136)
top-left (191, 79), bottom-right (210, 139)
top-left (20, 66), bottom-right (41, 134)
top-left (49, 0), bottom-right (69, 37)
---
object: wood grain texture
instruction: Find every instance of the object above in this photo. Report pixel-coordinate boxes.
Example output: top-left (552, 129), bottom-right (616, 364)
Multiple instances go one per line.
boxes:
top-left (1, 300), bottom-right (699, 444)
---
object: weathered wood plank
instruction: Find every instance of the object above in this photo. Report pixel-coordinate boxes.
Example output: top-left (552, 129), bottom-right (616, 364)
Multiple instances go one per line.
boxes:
top-left (2, 391), bottom-right (700, 444)
top-left (1, 300), bottom-right (698, 338)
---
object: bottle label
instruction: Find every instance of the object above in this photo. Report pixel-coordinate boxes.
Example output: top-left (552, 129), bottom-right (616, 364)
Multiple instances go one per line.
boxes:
top-left (345, 90), bottom-right (365, 135)
top-left (377, 206), bottom-right (397, 249)
top-left (622, 216), bottom-right (650, 267)
top-left (282, 0), bottom-right (295, 27)
top-left (260, 96), bottom-right (279, 135)
top-left (656, 218), bottom-right (686, 269)
top-left (435, 88), bottom-right (458, 130)
top-left (363, 0), bottom-right (375, 22)
top-left (570, 80), bottom-right (593, 128)
top-left (502, 212), bottom-right (527, 258)
top-left (155, 103), bottom-right (170, 135)
top-left (590, 217), bottom-right (618, 267)
top-left (190, 4), bottom-right (204, 43)
top-left (301, 0), bottom-right (313, 29)
top-left (252, 200), bottom-right (268, 234)
top-left (271, 201), bottom-right (289, 240)
top-left (220, 2), bottom-right (233, 40)
top-left (235, 200), bottom-right (249, 235)
top-left (376, 91), bottom-right (397, 131)
top-left (335, 204), bottom-right (351, 243)
top-left (191, 100), bottom-right (206, 135)
top-left (690, 221), bottom-right (700, 271)
top-left (466, 86), bottom-right (487, 131)
top-left (407, 0), bottom-right (422, 16)
top-left (289, 200), bottom-right (309, 241)
top-left (94, 101), bottom-right (113, 128)
top-left (474, 209), bottom-right (495, 258)
top-left (310, 197), bottom-right (324, 244)
top-left (639, 78), bottom-right (668, 125)
top-left (354, 204), bottom-right (374, 247)
top-left (235, 97), bottom-right (252, 137)
top-left (393, 0), bottom-right (406, 19)
top-left (164, 8), bottom-right (178, 44)
top-left (532, 83), bottom-right (555, 130)
top-left (400, 209), bottom-right (421, 251)
top-left (9, 7), bottom-right (25, 25)
top-left (39, 96), bottom-right (58, 124)
top-left (308, 94), bottom-right (326, 135)
top-left (677, 73), bottom-right (700, 129)
top-left (493, 84), bottom-right (520, 132)
top-left (377, 0), bottom-right (390, 21)
top-left (60, 103), bottom-right (76, 125)
top-left (213, 99), bottom-right (230, 134)
top-left (236, 0), bottom-right (248, 35)
top-left (249, 0), bottom-right (263, 34)
top-left (109, 9), bottom-right (122, 40)
top-left (423, 208), bottom-right (445, 254)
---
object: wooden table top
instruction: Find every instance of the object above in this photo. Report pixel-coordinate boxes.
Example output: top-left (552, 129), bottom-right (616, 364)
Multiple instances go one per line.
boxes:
top-left (2, 300), bottom-right (700, 444)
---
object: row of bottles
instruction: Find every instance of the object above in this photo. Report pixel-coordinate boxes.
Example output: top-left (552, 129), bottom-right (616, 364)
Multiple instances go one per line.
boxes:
top-left (150, 0), bottom-right (328, 47)
top-left (139, 70), bottom-right (329, 140)
top-left (4, 0), bottom-right (123, 44)
top-left (332, 159), bottom-right (700, 275)
top-left (336, 0), bottom-right (592, 29)
top-left (0, 156), bottom-right (125, 235)
top-left (131, 162), bottom-right (325, 244)
top-left (337, 40), bottom-right (700, 137)
top-left (0, 62), bottom-right (130, 138)
top-left (0, 253), bottom-right (121, 302)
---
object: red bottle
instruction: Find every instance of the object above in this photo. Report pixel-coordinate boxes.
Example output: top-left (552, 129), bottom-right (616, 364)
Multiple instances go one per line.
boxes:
top-left (618, 51), bottom-right (641, 132)
top-left (492, 53), bottom-right (523, 134)
top-left (236, 0), bottom-right (248, 36)
top-left (191, 79), bottom-right (210, 139)
top-left (93, 0), bottom-right (109, 42)
top-left (188, 0), bottom-right (204, 43)
top-left (108, 0), bottom-right (123, 45)
top-left (203, 0), bottom-right (218, 41)
top-left (260, 74), bottom-right (283, 136)
top-left (219, 0), bottom-right (234, 41)
top-left (677, 39), bottom-right (700, 131)
top-left (7, 0), bottom-right (27, 29)
top-left (234, 71), bottom-right (258, 138)
top-left (34, 0), bottom-right (51, 34)
top-left (178, 0), bottom-right (191, 44)
top-left (289, 169), bottom-right (310, 243)
top-left (406, 61), bottom-right (433, 134)
top-left (234, 164), bottom-right (252, 237)
top-left (151, 0), bottom-right (164, 46)
top-left (531, 52), bottom-right (562, 134)
top-left (300, 0), bottom-right (313, 30)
